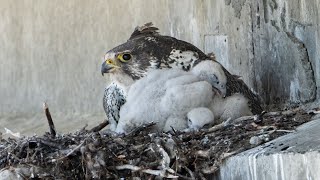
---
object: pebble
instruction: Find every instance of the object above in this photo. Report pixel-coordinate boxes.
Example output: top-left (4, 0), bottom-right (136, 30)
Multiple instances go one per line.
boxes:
top-left (249, 136), bottom-right (263, 145)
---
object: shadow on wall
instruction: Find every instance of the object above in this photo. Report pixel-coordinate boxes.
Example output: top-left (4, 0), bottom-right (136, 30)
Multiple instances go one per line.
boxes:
top-left (251, 0), bottom-right (318, 107)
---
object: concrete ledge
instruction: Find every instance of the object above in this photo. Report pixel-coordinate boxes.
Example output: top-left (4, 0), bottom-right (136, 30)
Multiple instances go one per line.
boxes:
top-left (0, 113), bottom-right (105, 136)
top-left (218, 117), bottom-right (320, 180)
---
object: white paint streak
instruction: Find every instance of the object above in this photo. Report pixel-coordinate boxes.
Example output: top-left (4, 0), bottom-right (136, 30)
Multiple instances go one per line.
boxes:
top-left (303, 155), bottom-right (312, 180)
top-left (289, 78), bottom-right (300, 103)
top-left (279, 154), bottom-right (286, 180)
top-left (221, 145), bottom-right (320, 180)
top-left (248, 153), bottom-right (258, 180)
top-left (273, 155), bottom-right (279, 180)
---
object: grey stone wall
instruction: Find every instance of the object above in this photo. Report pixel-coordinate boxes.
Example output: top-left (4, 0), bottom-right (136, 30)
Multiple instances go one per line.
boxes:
top-left (251, 0), bottom-right (319, 105)
top-left (0, 0), bottom-right (319, 133)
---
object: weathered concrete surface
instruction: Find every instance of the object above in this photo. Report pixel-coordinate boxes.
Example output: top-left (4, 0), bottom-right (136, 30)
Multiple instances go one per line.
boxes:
top-left (0, 0), bottom-right (319, 134)
top-left (203, 0), bottom-right (255, 87)
top-left (218, 116), bottom-right (320, 180)
top-left (251, 0), bottom-right (319, 105)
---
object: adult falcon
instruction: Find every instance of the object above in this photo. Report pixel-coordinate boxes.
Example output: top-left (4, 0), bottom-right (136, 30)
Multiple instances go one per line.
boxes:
top-left (101, 22), bottom-right (263, 128)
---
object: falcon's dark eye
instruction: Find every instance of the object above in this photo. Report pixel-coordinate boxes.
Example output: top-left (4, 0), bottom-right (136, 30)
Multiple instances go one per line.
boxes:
top-left (123, 54), bottom-right (131, 60)
top-left (118, 53), bottom-right (132, 62)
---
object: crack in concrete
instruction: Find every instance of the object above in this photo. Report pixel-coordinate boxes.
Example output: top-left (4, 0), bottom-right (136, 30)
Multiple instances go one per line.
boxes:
top-left (280, 4), bottom-right (287, 30)
top-left (285, 31), bottom-right (317, 103)
top-left (270, 20), bottom-right (280, 32)
top-left (262, 0), bottom-right (269, 23)
top-left (269, 0), bottom-right (278, 12)
top-left (255, 0), bottom-right (317, 104)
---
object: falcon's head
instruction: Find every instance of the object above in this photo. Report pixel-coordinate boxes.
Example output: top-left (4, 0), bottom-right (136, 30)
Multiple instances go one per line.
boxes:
top-left (101, 22), bottom-right (208, 80)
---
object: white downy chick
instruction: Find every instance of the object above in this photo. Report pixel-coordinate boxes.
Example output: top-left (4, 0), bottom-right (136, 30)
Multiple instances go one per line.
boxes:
top-left (116, 60), bottom-right (250, 134)
top-left (160, 78), bottom-right (214, 117)
top-left (116, 69), bottom-right (184, 133)
top-left (116, 69), bottom-right (214, 134)
top-left (160, 72), bottom-right (214, 132)
top-left (191, 60), bottom-right (227, 97)
top-left (187, 107), bottom-right (215, 130)
top-left (192, 61), bottom-right (253, 123)
top-left (210, 93), bottom-right (253, 124)
top-left (163, 116), bottom-right (188, 132)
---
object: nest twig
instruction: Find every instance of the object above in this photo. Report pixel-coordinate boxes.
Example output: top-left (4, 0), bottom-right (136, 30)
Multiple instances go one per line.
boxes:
top-left (43, 102), bottom-right (56, 138)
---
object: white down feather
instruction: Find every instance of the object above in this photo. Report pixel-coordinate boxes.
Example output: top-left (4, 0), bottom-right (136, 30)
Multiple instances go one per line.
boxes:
top-left (116, 68), bottom-right (215, 134)
top-left (115, 60), bottom-right (253, 134)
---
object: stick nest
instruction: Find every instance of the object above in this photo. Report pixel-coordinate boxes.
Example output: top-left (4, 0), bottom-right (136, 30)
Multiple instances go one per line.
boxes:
top-left (0, 109), bottom-right (314, 179)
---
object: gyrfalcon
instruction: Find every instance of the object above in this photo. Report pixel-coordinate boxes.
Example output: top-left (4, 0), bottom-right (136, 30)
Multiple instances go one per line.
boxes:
top-left (101, 22), bottom-right (263, 129)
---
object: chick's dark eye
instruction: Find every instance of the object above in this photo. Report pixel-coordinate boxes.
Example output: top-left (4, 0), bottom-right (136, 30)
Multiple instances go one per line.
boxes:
top-left (122, 54), bottom-right (131, 61)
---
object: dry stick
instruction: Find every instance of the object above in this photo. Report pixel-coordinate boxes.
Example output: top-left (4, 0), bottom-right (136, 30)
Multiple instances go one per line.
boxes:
top-left (206, 109), bottom-right (299, 134)
top-left (127, 122), bottom-right (156, 136)
top-left (43, 103), bottom-right (56, 138)
top-left (202, 148), bottom-right (247, 175)
top-left (115, 164), bottom-right (179, 179)
top-left (53, 133), bottom-right (94, 162)
top-left (206, 123), bottom-right (225, 133)
top-left (182, 166), bottom-right (196, 180)
top-left (90, 120), bottom-right (109, 132)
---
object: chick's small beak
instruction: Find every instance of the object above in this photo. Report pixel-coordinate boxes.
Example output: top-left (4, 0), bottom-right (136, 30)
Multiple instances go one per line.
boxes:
top-left (220, 88), bottom-right (227, 98)
top-left (213, 87), bottom-right (227, 98)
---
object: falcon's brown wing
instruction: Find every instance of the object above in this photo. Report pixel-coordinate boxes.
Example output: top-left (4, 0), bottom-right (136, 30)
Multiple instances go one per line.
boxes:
top-left (226, 73), bottom-right (263, 115)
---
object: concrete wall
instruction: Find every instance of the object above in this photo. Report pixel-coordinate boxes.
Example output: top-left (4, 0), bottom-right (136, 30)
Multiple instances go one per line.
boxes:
top-left (252, 0), bottom-right (320, 105)
top-left (0, 0), bottom-right (319, 133)
top-left (219, 116), bottom-right (320, 180)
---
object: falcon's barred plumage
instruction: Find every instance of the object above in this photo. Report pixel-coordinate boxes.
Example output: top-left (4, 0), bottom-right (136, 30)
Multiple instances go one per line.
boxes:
top-left (101, 23), bottom-right (263, 127)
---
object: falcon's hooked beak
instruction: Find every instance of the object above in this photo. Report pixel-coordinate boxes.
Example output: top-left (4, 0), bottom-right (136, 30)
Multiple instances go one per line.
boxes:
top-left (101, 59), bottom-right (121, 76)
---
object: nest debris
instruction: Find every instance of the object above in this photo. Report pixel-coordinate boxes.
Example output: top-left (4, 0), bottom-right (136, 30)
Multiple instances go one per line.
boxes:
top-left (0, 106), bottom-right (315, 179)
